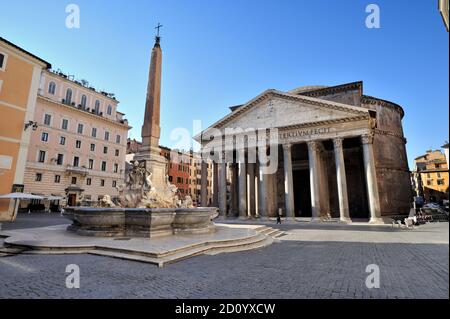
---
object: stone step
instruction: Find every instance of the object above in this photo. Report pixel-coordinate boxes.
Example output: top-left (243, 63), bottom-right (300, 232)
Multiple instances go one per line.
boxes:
top-left (0, 246), bottom-right (27, 255)
top-left (271, 230), bottom-right (287, 238)
top-left (255, 226), bottom-right (286, 239)
top-left (90, 233), bottom-right (273, 267)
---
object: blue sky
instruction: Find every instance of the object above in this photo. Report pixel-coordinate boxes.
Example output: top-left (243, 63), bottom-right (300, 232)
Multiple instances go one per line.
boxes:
top-left (1, 0), bottom-right (448, 168)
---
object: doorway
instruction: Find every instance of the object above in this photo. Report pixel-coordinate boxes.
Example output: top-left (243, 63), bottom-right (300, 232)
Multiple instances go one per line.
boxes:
top-left (293, 169), bottom-right (312, 217)
top-left (68, 194), bottom-right (77, 206)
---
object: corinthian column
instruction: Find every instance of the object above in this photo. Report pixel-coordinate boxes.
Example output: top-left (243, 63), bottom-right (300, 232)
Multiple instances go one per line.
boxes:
top-left (219, 161), bottom-right (227, 216)
top-left (283, 143), bottom-right (295, 219)
top-left (247, 163), bottom-right (256, 217)
top-left (361, 134), bottom-right (383, 224)
top-left (238, 157), bottom-right (247, 219)
top-left (333, 138), bottom-right (351, 223)
top-left (200, 160), bottom-right (208, 207)
top-left (212, 163), bottom-right (219, 207)
top-left (307, 141), bottom-right (321, 222)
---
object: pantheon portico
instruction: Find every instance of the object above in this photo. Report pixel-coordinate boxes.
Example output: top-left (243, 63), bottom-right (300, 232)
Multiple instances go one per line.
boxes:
top-left (195, 82), bottom-right (411, 223)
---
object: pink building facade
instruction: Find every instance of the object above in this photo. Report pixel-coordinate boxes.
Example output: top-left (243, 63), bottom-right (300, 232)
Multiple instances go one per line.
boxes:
top-left (23, 70), bottom-right (130, 208)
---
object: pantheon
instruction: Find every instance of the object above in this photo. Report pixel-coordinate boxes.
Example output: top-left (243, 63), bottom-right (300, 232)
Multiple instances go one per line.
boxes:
top-left (196, 81), bottom-right (411, 223)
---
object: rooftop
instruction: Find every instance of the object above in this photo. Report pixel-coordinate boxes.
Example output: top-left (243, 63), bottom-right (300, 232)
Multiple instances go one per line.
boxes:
top-left (0, 36), bottom-right (51, 69)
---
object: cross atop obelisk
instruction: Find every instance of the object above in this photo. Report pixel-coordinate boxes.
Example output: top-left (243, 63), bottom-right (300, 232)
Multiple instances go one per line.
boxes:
top-left (155, 23), bottom-right (163, 44)
top-left (155, 23), bottom-right (163, 37)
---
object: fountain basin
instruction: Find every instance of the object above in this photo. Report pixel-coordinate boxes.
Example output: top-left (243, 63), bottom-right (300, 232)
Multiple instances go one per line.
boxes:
top-left (63, 207), bottom-right (219, 238)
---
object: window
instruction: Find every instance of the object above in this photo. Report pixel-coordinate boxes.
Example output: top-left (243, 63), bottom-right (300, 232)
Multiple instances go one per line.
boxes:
top-left (35, 173), bottom-right (42, 182)
top-left (71, 177), bottom-right (77, 185)
top-left (54, 175), bottom-right (61, 183)
top-left (107, 105), bottom-right (112, 115)
top-left (104, 131), bottom-right (109, 141)
top-left (88, 159), bottom-right (94, 170)
top-left (112, 180), bottom-right (117, 188)
top-left (75, 140), bottom-right (81, 148)
top-left (61, 119), bottom-right (68, 130)
top-left (115, 149), bottom-right (119, 156)
top-left (81, 95), bottom-right (87, 107)
top-left (48, 81), bottom-right (56, 95)
top-left (427, 180), bottom-right (432, 186)
top-left (73, 156), bottom-right (79, 167)
top-left (86, 178), bottom-right (92, 186)
top-left (437, 179), bottom-right (444, 185)
top-left (103, 146), bottom-right (108, 154)
top-left (90, 143), bottom-right (95, 152)
top-left (437, 172), bottom-right (442, 178)
top-left (57, 154), bottom-right (64, 165)
top-left (100, 179), bottom-right (105, 187)
top-left (114, 163), bottom-right (118, 173)
top-left (101, 161), bottom-right (107, 171)
top-left (65, 88), bottom-right (73, 104)
top-left (0, 53), bottom-right (5, 70)
top-left (435, 164), bottom-right (441, 168)
top-left (44, 114), bottom-right (51, 125)
top-left (77, 123), bottom-right (84, 134)
top-left (94, 100), bottom-right (100, 113)
top-left (116, 134), bottom-right (121, 144)
top-left (41, 132), bottom-right (48, 142)
top-left (38, 150), bottom-right (46, 163)
top-left (60, 136), bottom-right (66, 145)
top-left (91, 127), bottom-right (97, 138)
top-left (168, 176), bottom-right (173, 182)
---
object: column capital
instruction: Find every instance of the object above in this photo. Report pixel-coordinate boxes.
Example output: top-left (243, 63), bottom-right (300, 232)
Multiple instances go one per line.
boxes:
top-left (282, 143), bottom-right (292, 151)
top-left (307, 140), bottom-right (318, 152)
top-left (333, 137), bottom-right (344, 149)
top-left (361, 133), bottom-right (374, 145)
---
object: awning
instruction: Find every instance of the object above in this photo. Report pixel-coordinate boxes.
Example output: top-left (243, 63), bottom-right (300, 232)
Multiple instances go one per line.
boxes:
top-left (44, 195), bottom-right (64, 201)
top-left (0, 193), bottom-right (44, 200)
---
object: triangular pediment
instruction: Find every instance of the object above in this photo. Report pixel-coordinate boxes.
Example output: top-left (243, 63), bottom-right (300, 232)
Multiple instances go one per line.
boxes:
top-left (211, 90), bottom-right (370, 131)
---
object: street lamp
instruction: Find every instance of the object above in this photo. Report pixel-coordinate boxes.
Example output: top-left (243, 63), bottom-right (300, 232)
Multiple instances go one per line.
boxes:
top-left (24, 121), bottom-right (38, 131)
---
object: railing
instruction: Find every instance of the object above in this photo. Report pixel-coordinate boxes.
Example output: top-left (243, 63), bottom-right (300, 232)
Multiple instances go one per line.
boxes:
top-left (66, 165), bottom-right (89, 176)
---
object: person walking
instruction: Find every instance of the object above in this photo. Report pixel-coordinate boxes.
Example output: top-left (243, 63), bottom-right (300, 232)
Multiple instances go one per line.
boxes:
top-left (276, 209), bottom-right (282, 224)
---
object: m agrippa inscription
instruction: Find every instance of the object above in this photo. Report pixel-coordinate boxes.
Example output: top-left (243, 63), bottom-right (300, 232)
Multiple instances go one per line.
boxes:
top-left (279, 127), bottom-right (332, 141)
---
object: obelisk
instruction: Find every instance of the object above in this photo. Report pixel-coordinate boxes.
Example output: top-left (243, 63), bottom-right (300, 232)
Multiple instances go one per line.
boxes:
top-left (134, 24), bottom-right (167, 190)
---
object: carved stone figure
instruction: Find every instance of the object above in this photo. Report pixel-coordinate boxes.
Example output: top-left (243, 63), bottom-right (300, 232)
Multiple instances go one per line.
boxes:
top-left (99, 195), bottom-right (116, 208)
top-left (116, 162), bottom-right (186, 209)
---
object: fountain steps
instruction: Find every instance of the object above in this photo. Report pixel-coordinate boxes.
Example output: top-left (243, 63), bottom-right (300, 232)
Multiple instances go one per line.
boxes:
top-left (4, 225), bottom-right (284, 267)
top-left (89, 233), bottom-right (274, 267)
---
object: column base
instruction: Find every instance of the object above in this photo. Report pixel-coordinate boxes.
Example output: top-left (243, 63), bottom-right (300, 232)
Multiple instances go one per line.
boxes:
top-left (339, 217), bottom-right (352, 224)
top-left (369, 217), bottom-right (385, 224)
top-left (310, 217), bottom-right (322, 223)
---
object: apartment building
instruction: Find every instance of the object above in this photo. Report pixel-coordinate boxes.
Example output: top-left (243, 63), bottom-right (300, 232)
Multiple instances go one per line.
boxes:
top-left (0, 37), bottom-right (50, 220)
top-left (23, 69), bottom-right (130, 207)
top-left (412, 149), bottom-right (449, 203)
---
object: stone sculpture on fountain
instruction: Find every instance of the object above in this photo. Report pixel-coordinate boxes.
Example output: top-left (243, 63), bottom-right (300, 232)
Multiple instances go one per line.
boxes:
top-left (115, 160), bottom-right (193, 209)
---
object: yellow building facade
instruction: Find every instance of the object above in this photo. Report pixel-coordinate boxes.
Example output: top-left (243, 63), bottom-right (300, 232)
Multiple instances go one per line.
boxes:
top-left (0, 37), bottom-right (50, 221)
top-left (413, 150), bottom-right (449, 203)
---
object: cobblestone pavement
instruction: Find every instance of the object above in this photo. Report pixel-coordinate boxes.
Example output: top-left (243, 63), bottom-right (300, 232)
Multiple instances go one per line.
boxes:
top-left (0, 214), bottom-right (448, 299)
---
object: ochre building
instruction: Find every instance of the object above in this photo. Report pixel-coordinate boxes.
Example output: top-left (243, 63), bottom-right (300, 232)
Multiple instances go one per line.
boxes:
top-left (0, 37), bottom-right (50, 221)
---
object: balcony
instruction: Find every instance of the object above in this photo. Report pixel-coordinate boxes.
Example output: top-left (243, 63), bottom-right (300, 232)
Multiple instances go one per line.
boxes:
top-left (66, 165), bottom-right (89, 176)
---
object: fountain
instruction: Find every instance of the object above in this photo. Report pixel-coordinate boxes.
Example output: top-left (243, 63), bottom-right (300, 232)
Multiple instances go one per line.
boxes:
top-left (63, 161), bottom-right (218, 238)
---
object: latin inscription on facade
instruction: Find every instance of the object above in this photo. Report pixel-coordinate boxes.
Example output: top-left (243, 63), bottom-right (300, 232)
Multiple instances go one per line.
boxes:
top-left (279, 127), bottom-right (332, 141)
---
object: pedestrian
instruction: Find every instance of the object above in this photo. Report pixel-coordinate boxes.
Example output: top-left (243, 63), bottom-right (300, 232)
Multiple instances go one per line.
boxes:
top-left (276, 208), bottom-right (282, 224)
